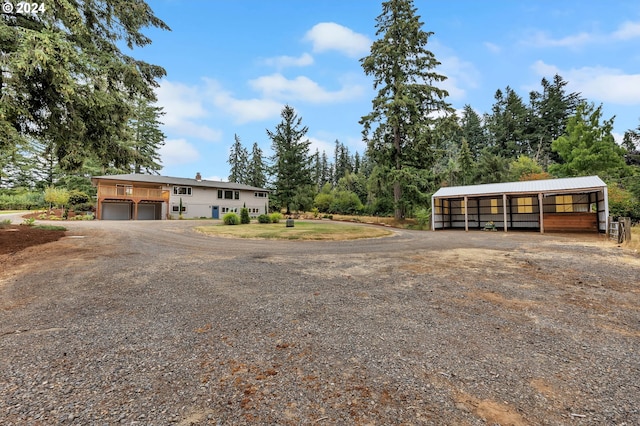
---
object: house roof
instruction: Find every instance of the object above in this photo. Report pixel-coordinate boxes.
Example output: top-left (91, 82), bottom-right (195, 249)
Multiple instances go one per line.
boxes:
top-left (432, 176), bottom-right (606, 199)
top-left (91, 173), bottom-right (269, 192)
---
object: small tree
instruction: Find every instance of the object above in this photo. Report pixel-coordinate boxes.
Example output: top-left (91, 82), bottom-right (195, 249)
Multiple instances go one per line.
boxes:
top-left (44, 187), bottom-right (70, 213)
top-left (240, 207), bottom-right (250, 224)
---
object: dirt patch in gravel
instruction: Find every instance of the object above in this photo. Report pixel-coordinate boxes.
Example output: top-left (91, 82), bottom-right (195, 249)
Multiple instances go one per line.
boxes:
top-left (0, 222), bottom-right (639, 425)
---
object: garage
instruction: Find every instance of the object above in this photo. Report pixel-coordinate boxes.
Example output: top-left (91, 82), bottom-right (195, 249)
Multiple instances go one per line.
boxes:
top-left (101, 202), bottom-right (132, 220)
top-left (137, 203), bottom-right (161, 220)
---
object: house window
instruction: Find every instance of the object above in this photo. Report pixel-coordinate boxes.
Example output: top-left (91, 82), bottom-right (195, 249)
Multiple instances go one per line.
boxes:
top-left (491, 199), bottom-right (499, 214)
top-left (234, 191), bottom-right (240, 200)
top-left (217, 190), bottom-right (222, 199)
top-left (517, 197), bottom-right (534, 213)
top-left (224, 190), bottom-right (233, 199)
top-left (173, 186), bottom-right (192, 196)
top-left (172, 205), bottom-right (186, 213)
top-left (254, 192), bottom-right (267, 198)
top-left (556, 195), bottom-right (573, 212)
top-left (116, 184), bottom-right (133, 196)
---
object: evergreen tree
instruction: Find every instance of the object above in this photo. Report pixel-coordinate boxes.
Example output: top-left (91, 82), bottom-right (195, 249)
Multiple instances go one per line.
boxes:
top-left (361, 0), bottom-right (451, 219)
top-left (128, 97), bottom-right (165, 174)
top-left (459, 105), bottom-right (488, 161)
top-left (247, 142), bottom-right (267, 188)
top-left (0, 1), bottom-right (170, 172)
top-left (550, 103), bottom-right (628, 178)
top-left (267, 105), bottom-right (313, 213)
top-left (528, 74), bottom-right (582, 167)
top-left (487, 87), bottom-right (529, 159)
top-left (228, 134), bottom-right (249, 183)
top-left (333, 140), bottom-right (353, 184)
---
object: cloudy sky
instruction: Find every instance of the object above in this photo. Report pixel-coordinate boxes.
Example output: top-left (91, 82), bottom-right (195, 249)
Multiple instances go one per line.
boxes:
top-left (135, 0), bottom-right (640, 181)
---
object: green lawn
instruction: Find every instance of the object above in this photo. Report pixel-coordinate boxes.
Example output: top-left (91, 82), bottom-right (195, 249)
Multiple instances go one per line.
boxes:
top-left (0, 210), bottom-right (28, 214)
top-left (195, 221), bottom-right (394, 241)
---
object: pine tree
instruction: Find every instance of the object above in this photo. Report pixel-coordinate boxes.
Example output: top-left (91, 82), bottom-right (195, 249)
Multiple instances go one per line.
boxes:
top-left (247, 142), bottom-right (267, 188)
top-left (228, 134), bottom-right (249, 183)
top-left (0, 0), bottom-right (169, 172)
top-left (361, 0), bottom-right (451, 219)
top-left (268, 105), bottom-right (313, 214)
top-left (128, 97), bottom-right (165, 174)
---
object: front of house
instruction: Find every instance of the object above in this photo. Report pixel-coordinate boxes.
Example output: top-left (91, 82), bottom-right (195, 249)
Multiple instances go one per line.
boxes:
top-left (90, 173), bottom-right (269, 220)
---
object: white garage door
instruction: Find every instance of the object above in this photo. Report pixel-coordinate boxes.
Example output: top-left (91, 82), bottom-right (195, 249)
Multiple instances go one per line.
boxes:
top-left (102, 202), bottom-right (131, 220)
top-left (137, 204), bottom-right (157, 220)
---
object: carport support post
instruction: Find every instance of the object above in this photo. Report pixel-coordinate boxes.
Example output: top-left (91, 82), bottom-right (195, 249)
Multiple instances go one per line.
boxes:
top-left (464, 196), bottom-right (469, 232)
top-left (133, 201), bottom-right (139, 220)
top-left (538, 193), bottom-right (544, 234)
top-left (502, 193), bottom-right (508, 232)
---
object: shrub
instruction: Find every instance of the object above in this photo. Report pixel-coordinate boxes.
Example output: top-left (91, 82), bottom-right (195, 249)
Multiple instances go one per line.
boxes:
top-left (240, 207), bottom-right (250, 224)
top-left (223, 212), bottom-right (240, 225)
top-left (269, 212), bottom-right (282, 223)
top-left (414, 207), bottom-right (431, 229)
top-left (68, 190), bottom-right (90, 207)
top-left (258, 214), bottom-right (271, 223)
top-left (0, 218), bottom-right (11, 228)
top-left (21, 217), bottom-right (35, 226)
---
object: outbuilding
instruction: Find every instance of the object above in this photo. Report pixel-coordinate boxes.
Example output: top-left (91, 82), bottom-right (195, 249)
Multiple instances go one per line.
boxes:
top-left (431, 176), bottom-right (608, 233)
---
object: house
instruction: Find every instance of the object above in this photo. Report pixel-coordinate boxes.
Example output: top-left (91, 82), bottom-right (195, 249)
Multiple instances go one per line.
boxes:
top-left (90, 173), bottom-right (269, 220)
top-left (431, 176), bottom-right (608, 233)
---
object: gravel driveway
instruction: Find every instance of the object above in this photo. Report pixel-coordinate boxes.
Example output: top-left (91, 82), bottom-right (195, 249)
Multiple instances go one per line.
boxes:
top-left (1, 220), bottom-right (639, 425)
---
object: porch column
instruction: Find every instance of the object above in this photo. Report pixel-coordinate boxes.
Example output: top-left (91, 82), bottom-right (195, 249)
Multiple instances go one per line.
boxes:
top-left (502, 193), bottom-right (508, 233)
top-left (464, 196), bottom-right (469, 232)
top-left (538, 193), bottom-right (544, 234)
top-left (133, 201), bottom-right (139, 220)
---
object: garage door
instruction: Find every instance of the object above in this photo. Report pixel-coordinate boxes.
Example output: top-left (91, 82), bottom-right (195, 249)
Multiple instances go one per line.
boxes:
top-left (137, 204), bottom-right (158, 220)
top-left (102, 202), bottom-right (131, 220)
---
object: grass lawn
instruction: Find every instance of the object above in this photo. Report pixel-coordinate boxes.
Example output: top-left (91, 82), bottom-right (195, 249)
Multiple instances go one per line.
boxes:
top-left (0, 210), bottom-right (29, 214)
top-left (195, 221), bottom-right (394, 241)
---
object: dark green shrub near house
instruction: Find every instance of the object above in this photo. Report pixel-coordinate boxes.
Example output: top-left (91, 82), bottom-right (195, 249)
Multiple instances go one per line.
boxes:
top-left (240, 207), bottom-right (250, 224)
top-left (258, 214), bottom-right (271, 223)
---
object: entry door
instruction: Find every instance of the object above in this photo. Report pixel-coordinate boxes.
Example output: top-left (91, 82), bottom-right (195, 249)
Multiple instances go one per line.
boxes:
top-left (212, 206), bottom-right (219, 219)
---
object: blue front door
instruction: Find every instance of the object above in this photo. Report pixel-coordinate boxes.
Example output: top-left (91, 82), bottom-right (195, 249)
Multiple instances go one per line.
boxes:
top-left (212, 206), bottom-right (219, 219)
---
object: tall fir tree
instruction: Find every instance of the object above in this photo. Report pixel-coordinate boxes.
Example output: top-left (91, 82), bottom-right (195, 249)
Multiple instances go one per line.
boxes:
top-left (247, 142), bottom-right (267, 188)
top-left (128, 97), bottom-right (165, 174)
top-left (0, 0), bottom-right (170, 173)
top-left (267, 105), bottom-right (313, 214)
top-left (360, 0), bottom-right (451, 219)
top-left (227, 134), bottom-right (249, 183)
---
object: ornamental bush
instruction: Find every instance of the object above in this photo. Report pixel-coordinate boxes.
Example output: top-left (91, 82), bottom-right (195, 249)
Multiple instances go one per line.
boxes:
top-left (257, 214), bottom-right (271, 223)
top-left (223, 212), bottom-right (240, 225)
top-left (269, 212), bottom-right (282, 223)
top-left (240, 207), bottom-right (250, 224)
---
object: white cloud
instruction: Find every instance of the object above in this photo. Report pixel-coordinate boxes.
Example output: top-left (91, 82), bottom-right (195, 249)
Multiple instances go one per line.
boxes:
top-left (436, 55), bottom-right (480, 101)
top-left (155, 79), bottom-right (222, 142)
top-left (263, 53), bottom-right (314, 69)
top-left (612, 21), bottom-right (640, 40)
top-left (159, 139), bottom-right (200, 167)
top-left (205, 79), bottom-right (283, 124)
top-left (531, 60), bottom-right (640, 105)
top-left (307, 136), bottom-right (336, 157)
top-left (483, 42), bottom-right (502, 54)
top-left (249, 73), bottom-right (365, 103)
top-left (304, 22), bottom-right (371, 58)
top-left (523, 20), bottom-right (640, 49)
top-left (524, 30), bottom-right (592, 48)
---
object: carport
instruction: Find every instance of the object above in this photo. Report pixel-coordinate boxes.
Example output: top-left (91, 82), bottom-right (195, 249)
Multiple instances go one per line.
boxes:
top-left (431, 176), bottom-right (608, 233)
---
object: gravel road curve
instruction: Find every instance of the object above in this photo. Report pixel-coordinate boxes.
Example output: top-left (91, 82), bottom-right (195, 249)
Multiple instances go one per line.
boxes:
top-left (1, 220), bottom-right (639, 425)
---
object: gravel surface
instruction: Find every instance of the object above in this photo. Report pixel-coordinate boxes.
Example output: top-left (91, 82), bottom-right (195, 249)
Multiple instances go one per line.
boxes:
top-left (1, 220), bottom-right (639, 425)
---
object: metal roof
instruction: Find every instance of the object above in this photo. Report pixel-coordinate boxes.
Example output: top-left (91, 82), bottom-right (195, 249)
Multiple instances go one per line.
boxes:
top-left (91, 173), bottom-right (268, 192)
top-left (432, 176), bottom-right (606, 198)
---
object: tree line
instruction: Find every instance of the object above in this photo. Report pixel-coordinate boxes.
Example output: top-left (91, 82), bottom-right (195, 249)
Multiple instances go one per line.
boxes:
top-left (1, 0), bottom-right (639, 222)
top-left (227, 0), bottom-right (639, 221)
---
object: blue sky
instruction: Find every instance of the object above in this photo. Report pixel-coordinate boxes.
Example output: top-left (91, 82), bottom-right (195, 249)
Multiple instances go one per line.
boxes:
top-left (135, 0), bottom-right (640, 181)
